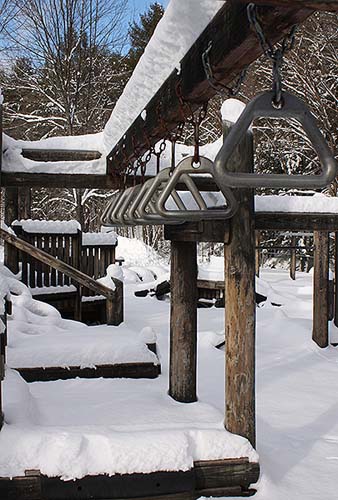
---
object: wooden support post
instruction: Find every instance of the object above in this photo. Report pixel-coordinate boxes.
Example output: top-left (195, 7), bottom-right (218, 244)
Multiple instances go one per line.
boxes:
top-left (169, 240), bottom-right (197, 403)
top-left (4, 187), bottom-right (19, 274)
top-left (224, 122), bottom-right (256, 447)
top-left (290, 235), bottom-right (297, 280)
top-left (17, 187), bottom-right (31, 219)
top-left (312, 231), bottom-right (329, 348)
top-left (335, 232), bottom-right (338, 327)
top-left (106, 279), bottom-right (124, 326)
top-left (255, 231), bottom-right (261, 277)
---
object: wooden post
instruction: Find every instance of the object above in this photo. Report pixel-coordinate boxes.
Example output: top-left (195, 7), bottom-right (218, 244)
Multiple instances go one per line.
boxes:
top-left (4, 187), bottom-right (19, 273)
top-left (255, 231), bottom-right (261, 277)
top-left (169, 240), bottom-right (197, 403)
top-left (334, 232), bottom-right (338, 328)
top-left (17, 187), bottom-right (31, 219)
top-left (312, 231), bottom-right (329, 348)
top-left (224, 122), bottom-right (256, 447)
top-left (106, 279), bottom-right (124, 326)
top-left (290, 235), bottom-right (297, 280)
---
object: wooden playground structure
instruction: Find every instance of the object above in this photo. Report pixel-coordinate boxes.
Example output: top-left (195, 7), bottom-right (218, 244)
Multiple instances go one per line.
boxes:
top-left (0, 1), bottom-right (338, 498)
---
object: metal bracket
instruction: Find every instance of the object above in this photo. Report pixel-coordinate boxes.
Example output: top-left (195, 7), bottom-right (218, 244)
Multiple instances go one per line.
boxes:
top-left (214, 91), bottom-right (337, 189)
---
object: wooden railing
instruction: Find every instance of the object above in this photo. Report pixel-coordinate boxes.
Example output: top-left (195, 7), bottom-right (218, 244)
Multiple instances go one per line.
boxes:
top-left (0, 228), bottom-right (123, 325)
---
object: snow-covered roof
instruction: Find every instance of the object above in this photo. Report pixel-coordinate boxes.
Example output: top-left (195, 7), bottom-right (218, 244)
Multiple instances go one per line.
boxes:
top-left (82, 232), bottom-right (118, 246)
top-left (103, 0), bottom-right (224, 152)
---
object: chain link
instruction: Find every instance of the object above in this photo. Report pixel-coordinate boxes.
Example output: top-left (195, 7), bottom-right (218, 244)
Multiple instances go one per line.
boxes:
top-left (202, 40), bottom-right (247, 97)
top-left (247, 3), bottom-right (297, 107)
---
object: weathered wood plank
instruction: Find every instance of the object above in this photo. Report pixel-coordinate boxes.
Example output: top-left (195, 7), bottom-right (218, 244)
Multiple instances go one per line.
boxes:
top-left (312, 231), bottom-right (329, 348)
top-left (169, 241), bottom-right (198, 403)
top-left (165, 219), bottom-right (230, 243)
top-left (224, 123), bottom-right (256, 447)
top-left (17, 362), bottom-right (160, 382)
top-left (194, 458), bottom-right (259, 492)
top-left (21, 149), bottom-right (101, 162)
top-left (107, 3), bottom-right (312, 173)
top-left (240, 0), bottom-right (338, 12)
top-left (255, 212), bottom-right (338, 231)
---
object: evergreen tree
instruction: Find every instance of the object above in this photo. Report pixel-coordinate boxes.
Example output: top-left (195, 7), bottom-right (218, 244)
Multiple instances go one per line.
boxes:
top-left (128, 2), bottom-right (164, 70)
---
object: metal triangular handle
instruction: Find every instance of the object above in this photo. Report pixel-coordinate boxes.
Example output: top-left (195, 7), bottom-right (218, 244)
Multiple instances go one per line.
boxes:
top-left (214, 91), bottom-right (337, 189)
top-left (156, 156), bottom-right (238, 221)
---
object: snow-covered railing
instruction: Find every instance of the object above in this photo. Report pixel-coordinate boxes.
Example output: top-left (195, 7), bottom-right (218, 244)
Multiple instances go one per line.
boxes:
top-left (0, 228), bottom-right (123, 326)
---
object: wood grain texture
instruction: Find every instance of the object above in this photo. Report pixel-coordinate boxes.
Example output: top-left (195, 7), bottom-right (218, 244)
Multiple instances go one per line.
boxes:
top-left (312, 231), bottom-right (329, 348)
top-left (239, 0), bottom-right (338, 12)
top-left (107, 2), bottom-right (312, 173)
top-left (0, 458), bottom-right (259, 499)
top-left (255, 212), bottom-right (338, 231)
top-left (169, 241), bottom-right (198, 403)
top-left (17, 362), bottom-right (160, 382)
top-left (223, 123), bottom-right (256, 447)
top-left (21, 149), bottom-right (101, 162)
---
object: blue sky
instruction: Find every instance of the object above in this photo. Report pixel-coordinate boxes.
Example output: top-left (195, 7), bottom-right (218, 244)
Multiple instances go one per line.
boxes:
top-left (130, 0), bottom-right (169, 17)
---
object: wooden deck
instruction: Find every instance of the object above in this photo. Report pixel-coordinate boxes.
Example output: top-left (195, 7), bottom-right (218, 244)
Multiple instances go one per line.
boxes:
top-left (0, 458), bottom-right (259, 499)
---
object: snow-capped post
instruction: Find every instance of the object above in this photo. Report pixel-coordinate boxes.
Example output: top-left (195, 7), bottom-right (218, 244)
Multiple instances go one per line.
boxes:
top-left (290, 235), bottom-right (297, 280)
top-left (169, 240), bottom-right (197, 403)
top-left (106, 278), bottom-right (123, 326)
top-left (222, 100), bottom-right (256, 447)
top-left (312, 231), bottom-right (329, 348)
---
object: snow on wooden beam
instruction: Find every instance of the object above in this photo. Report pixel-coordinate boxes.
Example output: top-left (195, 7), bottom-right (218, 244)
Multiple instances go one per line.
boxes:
top-left (107, 2), bottom-right (313, 174)
top-left (21, 149), bottom-right (101, 162)
top-left (239, 0), bottom-right (338, 13)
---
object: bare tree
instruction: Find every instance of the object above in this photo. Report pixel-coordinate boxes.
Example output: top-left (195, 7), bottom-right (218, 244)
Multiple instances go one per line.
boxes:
top-left (2, 0), bottom-right (129, 137)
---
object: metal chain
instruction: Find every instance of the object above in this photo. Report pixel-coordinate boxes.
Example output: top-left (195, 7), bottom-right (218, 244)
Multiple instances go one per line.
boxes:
top-left (202, 40), bottom-right (247, 97)
top-left (247, 3), bottom-right (297, 107)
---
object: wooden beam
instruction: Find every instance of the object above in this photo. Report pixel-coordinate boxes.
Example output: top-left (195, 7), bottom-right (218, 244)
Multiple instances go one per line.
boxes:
top-left (2, 172), bottom-right (121, 189)
top-left (169, 240), bottom-right (198, 403)
top-left (2, 172), bottom-right (220, 191)
top-left (255, 212), bottom-right (338, 231)
top-left (240, 0), bottom-right (338, 12)
top-left (107, 2), bottom-right (313, 173)
top-left (17, 362), bottom-right (160, 383)
top-left (312, 231), bottom-right (329, 348)
top-left (224, 123), bottom-right (256, 447)
top-left (21, 149), bottom-right (101, 162)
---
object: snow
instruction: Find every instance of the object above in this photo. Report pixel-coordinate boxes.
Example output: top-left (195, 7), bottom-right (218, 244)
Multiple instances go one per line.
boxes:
top-left (3, 269), bottom-right (157, 369)
top-left (2, 132), bottom-right (106, 175)
top-left (221, 98), bottom-right (246, 124)
top-left (1, 243), bottom-right (338, 498)
top-left (255, 193), bottom-right (338, 213)
top-left (82, 231), bottom-right (118, 246)
top-left (103, 0), bottom-right (224, 151)
top-left (12, 219), bottom-right (80, 234)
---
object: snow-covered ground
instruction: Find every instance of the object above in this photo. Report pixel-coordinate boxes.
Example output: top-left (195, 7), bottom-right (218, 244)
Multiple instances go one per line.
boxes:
top-left (0, 251), bottom-right (338, 498)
